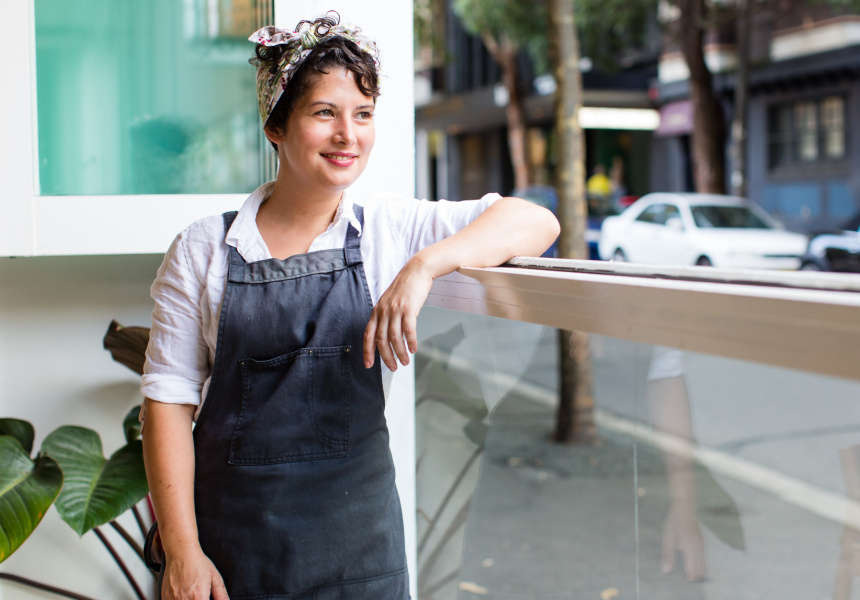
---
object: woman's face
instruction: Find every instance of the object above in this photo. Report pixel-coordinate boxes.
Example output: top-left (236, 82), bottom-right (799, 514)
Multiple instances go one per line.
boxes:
top-left (269, 68), bottom-right (376, 198)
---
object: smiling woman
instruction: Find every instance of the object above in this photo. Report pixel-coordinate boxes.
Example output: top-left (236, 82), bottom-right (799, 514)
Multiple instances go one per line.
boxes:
top-left (138, 11), bottom-right (559, 600)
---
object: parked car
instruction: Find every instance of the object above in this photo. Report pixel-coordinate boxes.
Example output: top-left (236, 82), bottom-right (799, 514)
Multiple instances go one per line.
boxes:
top-left (800, 214), bottom-right (860, 272)
top-left (598, 193), bottom-right (808, 269)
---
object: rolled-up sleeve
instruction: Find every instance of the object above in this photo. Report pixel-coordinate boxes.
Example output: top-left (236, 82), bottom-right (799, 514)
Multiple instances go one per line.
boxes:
top-left (140, 231), bottom-right (210, 406)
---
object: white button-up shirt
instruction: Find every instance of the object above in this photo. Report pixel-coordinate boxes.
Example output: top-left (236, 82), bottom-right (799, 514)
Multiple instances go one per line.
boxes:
top-left (141, 182), bottom-right (499, 420)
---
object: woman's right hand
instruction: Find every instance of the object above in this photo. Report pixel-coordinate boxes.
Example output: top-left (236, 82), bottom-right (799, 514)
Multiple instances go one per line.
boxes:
top-left (161, 547), bottom-right (229, 600)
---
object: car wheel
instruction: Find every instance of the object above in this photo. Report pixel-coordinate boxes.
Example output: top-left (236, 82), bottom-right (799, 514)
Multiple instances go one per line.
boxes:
top-left (612, 249), bottom-right (627, 262)
top-left (695, 256), bottom-right (713, 267)
top-left (800, 262), bottom-right (822, 271)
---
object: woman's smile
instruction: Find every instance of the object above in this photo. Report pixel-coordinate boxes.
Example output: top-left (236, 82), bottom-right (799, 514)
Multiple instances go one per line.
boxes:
top-left (321, 152), bottom-right (358, 166)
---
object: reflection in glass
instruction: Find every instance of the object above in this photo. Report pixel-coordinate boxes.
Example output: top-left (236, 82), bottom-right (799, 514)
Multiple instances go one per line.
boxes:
top-left (34, 0), bottom-right (269, 195)
top-left (690, 205), bottom-right (769, 229)
top-left (416, 308), bottom-right (860, 599)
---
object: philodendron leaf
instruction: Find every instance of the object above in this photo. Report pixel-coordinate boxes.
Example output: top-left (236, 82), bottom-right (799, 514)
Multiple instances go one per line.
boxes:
top-left (42, 426), bottom-right (149, 536)
top-left (123, 405), bottom-right (142, 443)
top-left (0, 419), bottom-right (35, 455)
top-left (0, 436), bottom-right (63, 563)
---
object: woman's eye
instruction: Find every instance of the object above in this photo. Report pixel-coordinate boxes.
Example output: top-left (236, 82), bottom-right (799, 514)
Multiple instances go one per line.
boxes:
top-left (357, 112), bottom-right (374, 120)
top-left (317, 109), bottom-right (334, 117)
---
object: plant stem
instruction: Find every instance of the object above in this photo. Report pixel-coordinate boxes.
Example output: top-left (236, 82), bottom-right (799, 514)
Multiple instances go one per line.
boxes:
top-left (0, 572), bottom-right (99, 600)
top-left (111, 519), bottom-right (145, 559)
top-left (145, 494), bottom-right (156, 522)
top-left (132, 503), bottom-right (148, 538)
top-left (94, 526), bottom-right (148, 600)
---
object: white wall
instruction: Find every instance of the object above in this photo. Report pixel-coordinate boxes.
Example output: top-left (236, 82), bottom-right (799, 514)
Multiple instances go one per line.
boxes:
top-left (0, 255), bottom-right (163, 600)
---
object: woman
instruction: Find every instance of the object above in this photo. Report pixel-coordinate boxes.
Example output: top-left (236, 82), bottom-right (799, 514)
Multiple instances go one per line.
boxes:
top-left (141, 12), bottom-right (559, 600)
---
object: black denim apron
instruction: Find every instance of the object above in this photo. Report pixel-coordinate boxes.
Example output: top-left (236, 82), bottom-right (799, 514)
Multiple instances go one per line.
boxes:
top-left (192, 207), bottom-right (409, 599)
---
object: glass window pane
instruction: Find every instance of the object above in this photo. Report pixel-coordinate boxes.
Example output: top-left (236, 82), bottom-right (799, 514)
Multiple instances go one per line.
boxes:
top-left (35, 0), bottom-right (270, 195)
top-left (690, 206), bottom-right (770, 229)
top-left (821, 96), bottom-right (845, 159)
top-left (636, 204), bottom-right (663, 223)
top-left (767, 104), bottom-right (791, 169)
top-left (416, 306), bottom-right (860, 599)
top-left (794, 100), bottom-right (818, 162)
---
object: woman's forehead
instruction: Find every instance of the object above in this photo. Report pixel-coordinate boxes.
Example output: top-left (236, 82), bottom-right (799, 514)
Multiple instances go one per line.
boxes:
top-left (299, 69), bottom-right (375, 104)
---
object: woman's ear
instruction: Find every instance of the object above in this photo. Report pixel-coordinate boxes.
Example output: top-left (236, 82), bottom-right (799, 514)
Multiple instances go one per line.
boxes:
top-left (264, 122), bottom-right (285, 145)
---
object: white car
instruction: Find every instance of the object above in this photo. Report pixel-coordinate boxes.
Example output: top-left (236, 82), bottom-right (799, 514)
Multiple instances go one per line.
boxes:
top-left (598, 193), bottom-right (808, 269)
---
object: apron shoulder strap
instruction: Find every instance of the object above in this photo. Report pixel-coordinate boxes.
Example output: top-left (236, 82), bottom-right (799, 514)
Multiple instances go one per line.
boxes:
top-left (222, 210), bottom-right (239, 233)
top-left (344, 204), bottom-right (364, 266)
top-left (222, 211), bottom-right (245, 279)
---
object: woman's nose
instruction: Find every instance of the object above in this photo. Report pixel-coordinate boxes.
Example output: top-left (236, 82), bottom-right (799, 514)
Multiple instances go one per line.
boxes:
top-left (333, 116), bottom-right (356, 145)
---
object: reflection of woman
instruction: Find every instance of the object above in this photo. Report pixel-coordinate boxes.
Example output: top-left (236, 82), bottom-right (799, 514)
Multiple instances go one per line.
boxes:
top-left (140, 12), bottom-right (558, 600)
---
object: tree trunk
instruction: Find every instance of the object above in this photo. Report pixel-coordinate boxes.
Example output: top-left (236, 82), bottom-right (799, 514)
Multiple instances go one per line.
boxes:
top-left (549, 0), bottom-right (596, 445)
top-left (729, 0), bottom-right (750, 197)
top-left (679, 0), bottom-right (727, 194)
top-left (482, 34), bottom-right (531, 191)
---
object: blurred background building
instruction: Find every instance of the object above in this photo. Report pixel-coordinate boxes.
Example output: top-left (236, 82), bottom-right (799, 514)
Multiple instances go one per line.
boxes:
top-left (415, 0), bottom-right (860, 233)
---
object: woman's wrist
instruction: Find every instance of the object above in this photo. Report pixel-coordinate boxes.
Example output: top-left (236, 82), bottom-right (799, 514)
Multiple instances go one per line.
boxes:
top-left (162, 536), bottom-right (204, 559)
top-left (411, 246), bottom-right (458, 281)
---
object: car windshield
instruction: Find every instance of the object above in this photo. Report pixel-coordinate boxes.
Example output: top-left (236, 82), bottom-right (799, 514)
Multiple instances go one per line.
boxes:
top-left (691, 205), bottom-right (771, 229)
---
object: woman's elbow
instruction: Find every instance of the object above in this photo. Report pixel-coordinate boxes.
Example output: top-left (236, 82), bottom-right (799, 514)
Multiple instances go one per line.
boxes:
top-left (505, 196), bottom-right (560, 252)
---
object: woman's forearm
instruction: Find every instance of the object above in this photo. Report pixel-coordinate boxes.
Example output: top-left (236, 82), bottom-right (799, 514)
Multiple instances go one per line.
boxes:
top-left (414, 197), bottom-right (559, 278)
top-left (141, 399), bottom-right (201, 557)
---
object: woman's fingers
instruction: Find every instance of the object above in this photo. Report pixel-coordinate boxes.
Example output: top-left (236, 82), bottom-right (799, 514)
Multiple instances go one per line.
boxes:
top-left (211, 573), bottom-right (230, 600)
top-left (363, 307), bottom-right (416, 371)
top-left (363, 313), bottom-right (379, 368)
top-left (375, 314), bottom-right (398, 371)
top-left (388, 316), bottom-right (410, 367)
top-left (403, 315), bottom-right (418, 355)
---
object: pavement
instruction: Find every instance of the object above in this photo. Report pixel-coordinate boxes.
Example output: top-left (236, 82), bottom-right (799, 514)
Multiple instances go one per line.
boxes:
top-left (414, 308), bottom-right (860, 600)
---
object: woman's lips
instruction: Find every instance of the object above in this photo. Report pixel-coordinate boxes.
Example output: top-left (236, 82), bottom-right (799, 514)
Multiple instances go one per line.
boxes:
top-left (321, 153), bottom-right (357, 166)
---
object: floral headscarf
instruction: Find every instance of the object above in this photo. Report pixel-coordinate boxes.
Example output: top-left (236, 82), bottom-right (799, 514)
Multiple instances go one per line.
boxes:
top-left (249, 11), bottom-right (380, 125)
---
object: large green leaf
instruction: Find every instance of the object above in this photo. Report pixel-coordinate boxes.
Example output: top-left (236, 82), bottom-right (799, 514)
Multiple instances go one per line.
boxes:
top-left (42, 426), bottom-right (149, 536)
top-left (123, 405), bottom-right (142, 443)
top-left (0, 419), bottom-right (35, 455)
top-left (0, 437), bottom-right (63, 563)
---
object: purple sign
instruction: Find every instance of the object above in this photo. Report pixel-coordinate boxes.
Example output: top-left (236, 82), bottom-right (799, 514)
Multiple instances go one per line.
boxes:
top-left (656, 100), bottom-right (693, 137)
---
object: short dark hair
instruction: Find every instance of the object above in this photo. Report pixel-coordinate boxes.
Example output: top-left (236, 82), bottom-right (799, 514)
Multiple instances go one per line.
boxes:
top-left (250, 15), bottom-right (381, 151)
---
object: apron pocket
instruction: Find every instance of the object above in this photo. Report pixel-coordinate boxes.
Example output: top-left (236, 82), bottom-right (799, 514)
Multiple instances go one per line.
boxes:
top-left (229, 346), bottom-right (350, 465)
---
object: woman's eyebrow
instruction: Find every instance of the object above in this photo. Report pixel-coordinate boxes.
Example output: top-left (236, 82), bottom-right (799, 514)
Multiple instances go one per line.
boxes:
top-left (309, 101), bottom-right (375, 110)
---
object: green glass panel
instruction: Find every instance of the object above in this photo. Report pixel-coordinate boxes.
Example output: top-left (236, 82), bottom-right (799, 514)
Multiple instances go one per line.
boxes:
top-left (35, 0), bottom-right (269, 195)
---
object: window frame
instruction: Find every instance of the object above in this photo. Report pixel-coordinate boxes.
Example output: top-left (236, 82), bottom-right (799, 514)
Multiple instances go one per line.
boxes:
top-left (0, 0), bottom-right (248, 257)
top-left (767, 93), bottom-right (850, 173)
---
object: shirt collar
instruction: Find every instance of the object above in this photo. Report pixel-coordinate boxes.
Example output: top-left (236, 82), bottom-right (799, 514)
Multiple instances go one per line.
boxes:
top-left (226, 182), bottom-right (362, 262)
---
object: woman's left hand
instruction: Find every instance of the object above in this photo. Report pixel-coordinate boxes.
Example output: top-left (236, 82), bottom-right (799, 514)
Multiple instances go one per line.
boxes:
top-left (364, 256), bottom-right (434, 371)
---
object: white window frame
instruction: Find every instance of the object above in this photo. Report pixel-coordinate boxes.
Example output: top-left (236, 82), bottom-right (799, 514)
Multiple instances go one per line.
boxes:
top-left (0, 1), bottom-right (244, 257)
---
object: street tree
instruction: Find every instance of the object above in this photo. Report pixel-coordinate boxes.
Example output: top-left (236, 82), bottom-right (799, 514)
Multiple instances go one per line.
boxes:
top-left (452, 0), bottom-right (547, 190)
top-left (548, 0), bottom-right (595, 444)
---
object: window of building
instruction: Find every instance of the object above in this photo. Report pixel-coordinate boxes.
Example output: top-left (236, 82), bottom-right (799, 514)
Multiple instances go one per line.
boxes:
top-left (768, 95), bottom-right (847, 169)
